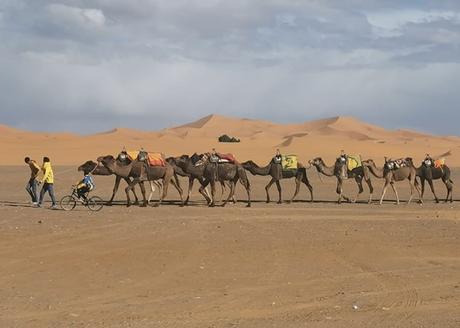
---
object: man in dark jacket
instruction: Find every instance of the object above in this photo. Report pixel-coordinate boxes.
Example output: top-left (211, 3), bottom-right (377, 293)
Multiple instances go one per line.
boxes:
top-left (24, 157), bottom-right (40, 205)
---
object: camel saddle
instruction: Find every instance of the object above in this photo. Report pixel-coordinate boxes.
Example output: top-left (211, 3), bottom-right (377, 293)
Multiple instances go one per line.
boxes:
top-left (347, 155), bottom-right (362, 171)
top-left (281, 155), bottom-right (297, 172)
top-left (385, 158), bottom-right (409, 170)
top-left (136, 150), bottom-right (166, 167)
top-left (215, 152), bottom-right (238, 164)
top-left (434, 158), bottom-right (445, 169)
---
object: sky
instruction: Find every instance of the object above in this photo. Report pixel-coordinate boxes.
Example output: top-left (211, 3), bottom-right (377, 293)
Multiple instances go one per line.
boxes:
top-left (1, 0), bottom-right (460, 134)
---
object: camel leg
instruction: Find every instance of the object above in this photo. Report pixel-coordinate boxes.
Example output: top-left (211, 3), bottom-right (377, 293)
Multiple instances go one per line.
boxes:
top-left (275, 180), bottom-right (282, 204)
top-left (265, 178), bottom-right (275, 203)
top-left (336, 179), bottom-right (349, 204)
top-left (155, 176), bottom-right (171, 207)
top-left (302, 174), bottom-right (314, 203)
top-left (147, 181), bottom-right (156, 204)
top-left (239, 176), bottom-right (251, 207)
top-left (336, 180), bottom-right (342, 204)
top-left (407, 180), bottom-right (414, 205)
top-left (365, 178), bottom-right (374, 204)
top-left (391, 182), bottom-right (400, 205)
top-left (198, 179), bottom-right (212, 205)
top-left (352, 176), bottom-right (364, 203)
top-left (289, 178), bottom-right (301, 203)
top-left (157, 181), bottom-right (163, 199)
top-left (222, 181), bottom-right (235, 207)
top-left (124, 179), bottom-right (139, 207)
top-left (426, 179), bottom-right (439, 203)
top-left (185, 178), bottom-right (194, 205)
top-left (107, 175), bottom-right (121, 206)
top-left (414, 178), bottom-right (422, 204)
top-left (228, 181), bottom-right (237, 204)
top-left (379, 181), bottom-right (390, 205)
top-left (407, 177), bottom-right (421, 205)
top-left (443, 178), bottom-right (453, 203)
top-left (139, 181), bottom-right (148, 207)
top-left (420, 178), bottom-right (426, 201)
top-left (209, 180), bottom-right (216, 207)
top-left (219, 181), bottom-right (225, 202)
top-left (170, 176), bottom-right (184, 206)
top-left (204, 185), bottom-right (212, 200)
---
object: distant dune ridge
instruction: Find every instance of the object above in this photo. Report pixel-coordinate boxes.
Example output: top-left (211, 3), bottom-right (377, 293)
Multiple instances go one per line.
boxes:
top-left (1, 115), bottom-right (460, 166)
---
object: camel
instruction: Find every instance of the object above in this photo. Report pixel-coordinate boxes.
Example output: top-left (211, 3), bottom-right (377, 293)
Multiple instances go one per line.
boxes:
top-left (241, 158), bottom-right (313, 204)
top-left (97, 155), bottom-right (183, 207)
top-left (78, 160), bottom-right (162, 205)
top-left (171, 154), bottom-right (230, 205)
top-left (415, 161), bottom-right (453, 203)
top-left (196, 154), bottom-right (251, 207)
top-left (362, 158), bottom-right (422, 205)
top-left (309, 157), bottom-right (374, 204)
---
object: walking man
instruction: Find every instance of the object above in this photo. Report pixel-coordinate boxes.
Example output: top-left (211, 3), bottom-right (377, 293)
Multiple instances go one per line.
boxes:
top-left (38, 156), bottom-right (57, 209)
top-left (24, 157), bottom-right (40, 205)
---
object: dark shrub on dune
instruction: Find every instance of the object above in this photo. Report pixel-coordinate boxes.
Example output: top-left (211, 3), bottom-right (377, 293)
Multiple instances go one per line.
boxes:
top-left (218, 134), bottom-right (240, 143)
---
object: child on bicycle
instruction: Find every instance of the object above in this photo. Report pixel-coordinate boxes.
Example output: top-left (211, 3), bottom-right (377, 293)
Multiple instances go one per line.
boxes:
top-left (76, 172), bottom-right (95, 201)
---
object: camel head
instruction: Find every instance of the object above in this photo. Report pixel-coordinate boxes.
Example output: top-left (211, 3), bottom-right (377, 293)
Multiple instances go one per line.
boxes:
top-left (190, 153), bottom-right (205, 165)
top-left (174, 155), bottom-right (189, 166)
top-left (97, 155), bottom-right (115, 166)
top-left (77, 160), bottom-right (98, 174)
top-left (362, 159), bottom-right (376, 167)
top-left (309, 157), bottom-right (324, 170)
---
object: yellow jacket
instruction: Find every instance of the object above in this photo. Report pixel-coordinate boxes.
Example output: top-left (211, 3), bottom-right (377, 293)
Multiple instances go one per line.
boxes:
top-left (41, 162), bottom-right (54, 184)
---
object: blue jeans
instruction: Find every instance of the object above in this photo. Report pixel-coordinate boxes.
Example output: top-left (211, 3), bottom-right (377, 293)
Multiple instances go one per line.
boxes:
top-left (26, 178), bottom-right (38, 203)
top-left (39, 183), bottom-right (56, 206)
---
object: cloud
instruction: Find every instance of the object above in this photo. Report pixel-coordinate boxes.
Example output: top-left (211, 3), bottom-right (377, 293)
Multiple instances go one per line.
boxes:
top-left (1, 1), bottom-right (460, 134)
top-left (47, 4), bottom-right (106, 28)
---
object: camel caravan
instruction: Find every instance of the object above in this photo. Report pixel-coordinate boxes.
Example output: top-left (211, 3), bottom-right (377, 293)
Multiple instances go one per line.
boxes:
top-left (77, 148), bottom-right (453, 208)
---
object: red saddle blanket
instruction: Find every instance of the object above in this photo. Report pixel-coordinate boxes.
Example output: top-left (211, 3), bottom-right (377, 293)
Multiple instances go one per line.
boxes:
top-left (147, 153), bottom-right (166, 167)
top-left (217, 153), bottom-right (238, 164)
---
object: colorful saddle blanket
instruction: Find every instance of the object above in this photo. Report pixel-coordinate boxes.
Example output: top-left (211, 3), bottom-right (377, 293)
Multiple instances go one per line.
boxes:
top-left (347, 155), bottom-right (362, 171)
top-left (282, 155), bottom-right (297, 171)
top-left (385, 158), bottom-right (409, 170)
top-left (434, 158), bottom-right (445, 168)
top-left (125, 150), bottom-right (166, 167)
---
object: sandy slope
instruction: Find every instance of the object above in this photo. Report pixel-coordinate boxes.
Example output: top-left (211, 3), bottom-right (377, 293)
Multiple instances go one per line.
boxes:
top-left (1, 114), bottom-right (460, 166)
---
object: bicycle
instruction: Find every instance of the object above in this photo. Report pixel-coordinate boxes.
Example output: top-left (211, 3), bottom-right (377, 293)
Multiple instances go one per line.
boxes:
top-left (60, 186), bottom-right (104, 212)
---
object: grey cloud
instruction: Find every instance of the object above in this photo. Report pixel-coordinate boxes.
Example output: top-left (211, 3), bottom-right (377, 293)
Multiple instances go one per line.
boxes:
top-left (1, 1), bottom-right (460, 134)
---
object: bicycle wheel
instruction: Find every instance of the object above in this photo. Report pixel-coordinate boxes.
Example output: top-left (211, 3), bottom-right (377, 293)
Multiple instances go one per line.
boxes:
top-left (87, 196), bottom-right (104, 212)
top-left (60, 195), bottom-right (77, 211)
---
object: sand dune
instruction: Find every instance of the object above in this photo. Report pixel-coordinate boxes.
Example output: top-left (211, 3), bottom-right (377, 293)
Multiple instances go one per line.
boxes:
top-left (1, 114), bottom-right (459, 166)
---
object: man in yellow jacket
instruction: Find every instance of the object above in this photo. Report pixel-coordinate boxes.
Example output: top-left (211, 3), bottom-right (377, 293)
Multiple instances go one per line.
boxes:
top-left (37, 157), bottom-right (57, 209)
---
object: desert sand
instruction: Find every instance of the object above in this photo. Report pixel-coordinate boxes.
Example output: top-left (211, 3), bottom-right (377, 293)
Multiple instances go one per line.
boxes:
top-left (1, 114), bottom-right (459, 166)
top-left (1, 115), bottom-right (460, 327)
top-left (1, 163), bottom-right (460, 327)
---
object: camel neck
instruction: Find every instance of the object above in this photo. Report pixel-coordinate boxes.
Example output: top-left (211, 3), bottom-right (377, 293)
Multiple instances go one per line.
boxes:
top-left (317, 162), bottom-right (335, 176)
top-left (367, 163), bottom-right (384, 178)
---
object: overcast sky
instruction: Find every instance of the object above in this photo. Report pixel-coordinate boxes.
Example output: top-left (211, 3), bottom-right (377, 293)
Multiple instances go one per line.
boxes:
top-left (1, 0), bottom-right (460, 134)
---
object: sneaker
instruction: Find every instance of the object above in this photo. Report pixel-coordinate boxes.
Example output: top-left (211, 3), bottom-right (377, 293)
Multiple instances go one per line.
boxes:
top-left (34, 203), bottom-right (41, 208)
top-left (32, 202), bottom-right (38, 206)
top-left (50, 204), bottom-right (58, 210)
